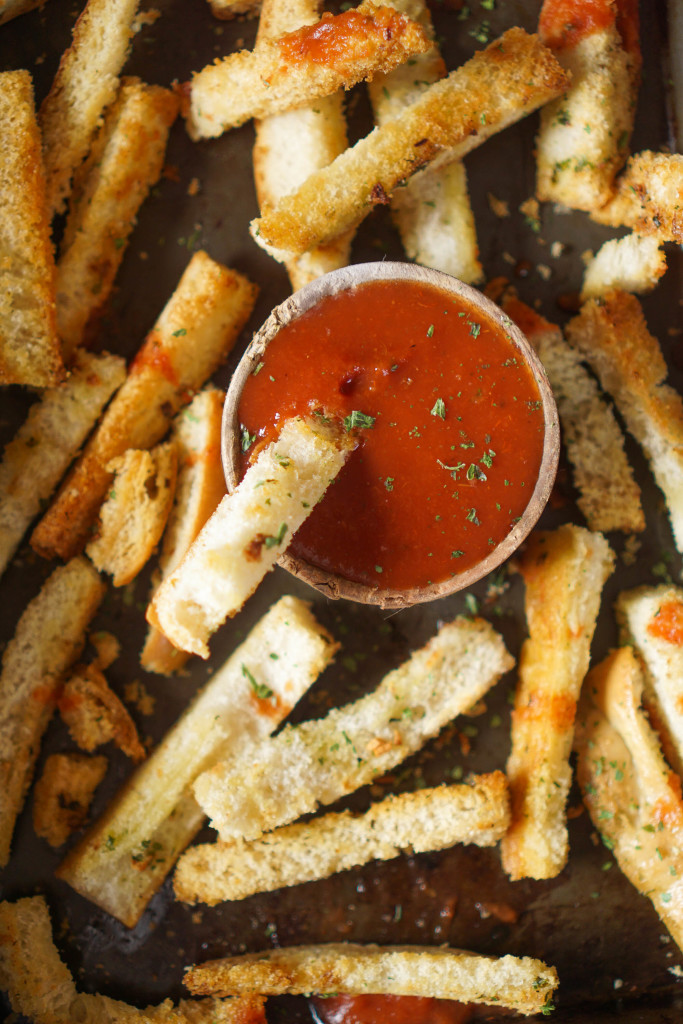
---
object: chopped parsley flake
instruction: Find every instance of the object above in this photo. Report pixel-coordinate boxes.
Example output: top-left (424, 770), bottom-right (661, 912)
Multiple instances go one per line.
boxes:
top-left (242, 663), bottom-right (274, 700)
top-left (344, 410), bottom-right (376, 431)
top-left (430, 398), bottom-right (446, 419)
top-left (264, 522), bottom-right (288, 548)
top-left (241, 425), bottom-right (256, 452)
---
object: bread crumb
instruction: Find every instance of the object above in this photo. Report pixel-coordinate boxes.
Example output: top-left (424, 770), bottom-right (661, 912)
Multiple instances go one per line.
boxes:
top-left (187, 177), bottom-right (201, 196)
top-left (550, 240), bottom-right (565, 259)
top-left (124, 679), bottom-right (156, 716)
top-left (487, 193), bottom-right (509, 218)
top-left (537, 263), bottom-right (552, 281)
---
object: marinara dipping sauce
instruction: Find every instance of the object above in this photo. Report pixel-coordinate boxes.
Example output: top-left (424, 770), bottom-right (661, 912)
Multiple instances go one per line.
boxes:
top-left (311, 993), bottom-right (473, 1024)
top-left (235, 272), bottom-right (550, 594)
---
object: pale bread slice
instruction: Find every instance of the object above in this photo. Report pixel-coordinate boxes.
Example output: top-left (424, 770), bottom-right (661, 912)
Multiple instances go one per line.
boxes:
top-left (174, 771), bottom-right (509, 905)
top-left (56, 76), bottom-right (178, 358)
top-left (575, 647), bottom-right (683, 954)
top-left (250, 28), bottom-right (569, 258)
top-left (193, 616), bottom-right (513, 842)
top-left (0, 70), bottom-right (62, 387)
top-left (183, 0), bottom-right (431, 139)
top-left (0, 556), bottom-right (105, 866)
top-left (617, 584), bottom-right (683, 780)
top-left (536, 22), bottom-right (640, 211)
top-left (57, 596), bottom-right (336, 927)
top-left (148, 416), bottom-right (353, 659)
top-left (0, 895), bottom-right (267, 1023)
top-left (33, 752), bottom-right (108, 848)
top-left (581, 232), bottom-right (667, 300)
top-left (367, 0), bottom-right (483, 284)
top-left (591, 150), bottom-right (683, 241)
top-left (184, 943), bottom-right (557, 1016)
top-left (39, 0), bottom-right (141, 216)
top-left (141, 388), bottom-right (226, 675)
top-left (566, 290), bottom-right (683, 554)
top-left (0, 349), bottom-right (125, 580)
top-left (501, 524), bottom-right (615, 881)
top-left (31, 251), bottom-right (257, 563)
top-left (86, 441), bottom-right (178, 587)
top-left (501, 293), bottom-right (643, 534)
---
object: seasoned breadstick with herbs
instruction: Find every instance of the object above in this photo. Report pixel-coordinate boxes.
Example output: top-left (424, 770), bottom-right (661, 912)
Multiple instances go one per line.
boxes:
top-left (149, 416), bottom-right (354, 659)
top-left (56, 77), bottom-right (178, 358)
top-left (57, 596), bottom-right (336, 927)
top-left (175, 771), bottom-right (509, 905)
top-left (252, 0), bottom-right (353, 292)
top-left (501, 524), bottom-right (615, 881)
top-left (0, 557), bottom-right (105, 866)
top-left (39, 0), bottom-right (141, 216)
top-left (251, 27), bottom-right (569, 259)
top-left (367, 0), bottom-right (482, 284)
top-left (617, 585), bottom-right (683, 781)
top-left (581, 233), bottom-right (667, 300)
top-left (183, 0), bottom-right (431, 139)
top-left (0, 895), bottom-right (267, 1024)
top-left (185, 943), bottom-right (558, 1017)
top-left (0, 349), bottom-right (125, 580)
top-left (591, 150), bottom-right (683, 242)
top-left (193, 615), bottom-right (513, 842)
top-left (575, 647), bottom-right (683, 953)
top-left (566, 290), bottom-right (683, 554)
top-left (501, 293), bottom-right (643, 534)
top-left (536, 0), bottom-right (641, 211)
top-left (31, 251), bottom-right (257, 564)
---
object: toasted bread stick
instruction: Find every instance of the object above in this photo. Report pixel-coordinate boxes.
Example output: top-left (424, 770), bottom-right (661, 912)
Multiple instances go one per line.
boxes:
top-left (591, 151), bottom-right (683, 242)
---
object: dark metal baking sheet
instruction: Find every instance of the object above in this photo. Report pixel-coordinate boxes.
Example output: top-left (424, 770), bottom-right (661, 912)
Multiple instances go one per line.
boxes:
top-left (1, 0), bottom-right (683, 1019)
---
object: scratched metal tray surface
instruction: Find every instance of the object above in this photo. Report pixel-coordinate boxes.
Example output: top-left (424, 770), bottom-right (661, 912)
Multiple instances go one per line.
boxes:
top-left (1, 0), bottom-right (683, 1019)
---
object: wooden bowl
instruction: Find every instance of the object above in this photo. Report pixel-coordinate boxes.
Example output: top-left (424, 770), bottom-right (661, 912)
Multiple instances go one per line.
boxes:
top-left (223, 262), bottom-right (559, 609)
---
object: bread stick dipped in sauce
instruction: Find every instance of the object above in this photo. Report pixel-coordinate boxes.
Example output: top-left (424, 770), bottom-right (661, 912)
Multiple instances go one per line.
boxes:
top-left (237, 273), bottom-right (552, 596)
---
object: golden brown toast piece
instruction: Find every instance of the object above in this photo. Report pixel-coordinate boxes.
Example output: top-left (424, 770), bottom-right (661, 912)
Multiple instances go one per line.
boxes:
top-left (31, 251), bottom-right (257, 563)
top-left (591, 150), bottom-right (683, 241)
top-left (33, 752), bottom-right (108, 848)
top-left (0, 70), bottom-right (62, 388)
top-left (59, 661), bottom-right (145, 762)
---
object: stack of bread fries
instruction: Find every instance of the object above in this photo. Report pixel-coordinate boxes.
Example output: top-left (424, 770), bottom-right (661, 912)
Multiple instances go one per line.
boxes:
top-left (1, 0), bottom-right (683, 1020)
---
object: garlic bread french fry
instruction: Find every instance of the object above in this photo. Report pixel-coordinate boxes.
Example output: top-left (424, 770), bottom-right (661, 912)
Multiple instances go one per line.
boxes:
top-left (149, 416), bottom-right (353, 659)
top-left (31, 251), bottom-right (257, 563)
top-left (86, 441), bottom-right (178, 587)
top-left (566, 290), bottom-right (683, 554)
top-left (575, 647), bottom-right (683, 953)
top-left (250, 27), bottom-right (569, 258)
top-left (183, 0), bottom-right (431, 139)
top-left (0, 70), bottom-right (62, 388)
top-left (0, 349), bottom-right (125, 580)
top-left (252, 0), bottom-right (353, 292)
top-left (0, 896), bottom-right (267, 1024)
top-left (617, 585), bottom-right (683, 781)
top-left (33, 752), bottom-right (108, 849)
top-left (39, 0), bottom-right (141, 216)
top-left (581, 233), bottom-right (667, 300)
top-left (175, 772), bottom-right (509, 905)
top-left (56, 77), bottom-right (179, 359)
top-left (367, 0), bottom-right (483, 284)
top-left (501, 524), bottom-right (615, 881)
top-left (141, 388), bottom-right (226, 675)
top-left (0, 556), bottom-right (105, 866)
top-left (184, 943), bottom-right (558, 1017)
top-left (502, 294), bottom-right (643, 534)
top-left (591, 150), bottom-right (683, 241)
top-left (193, 616), bottom-right (513, 843)
top-left (57, 596), bottom-right (336, 927)
top-left (536, 0), bottom-right (641, 211)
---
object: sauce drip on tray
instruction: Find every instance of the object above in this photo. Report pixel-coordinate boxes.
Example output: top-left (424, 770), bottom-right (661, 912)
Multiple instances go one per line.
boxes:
top-left (239, 279), bottom-right (545, 591)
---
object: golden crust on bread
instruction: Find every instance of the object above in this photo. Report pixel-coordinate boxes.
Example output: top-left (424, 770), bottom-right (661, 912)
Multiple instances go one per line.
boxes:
top-left (0, 70), bottom-right (63, 388)
top-left (184, 943), bottom-right (558, 1016)
top-left (575, 646), bottom-right (683, 953)
top-left (566, 290), bottom-right (683, 553)
top-left (501, 524), bottom-right (615, 880)
top-left (591, 150), bottom-right (683, 241)
top-left (59, 660), bottom-right (145, 762)
top-left (184, 0), bottom-right (431, 139)
top-left (30, 252), bottom-right (257, 564)
top-left (250, 27), bottom-right (570, 258)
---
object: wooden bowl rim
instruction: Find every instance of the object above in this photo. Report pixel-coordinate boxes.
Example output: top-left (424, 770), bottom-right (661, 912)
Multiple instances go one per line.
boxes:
top-left (223, 261), bottom-right (559, 608)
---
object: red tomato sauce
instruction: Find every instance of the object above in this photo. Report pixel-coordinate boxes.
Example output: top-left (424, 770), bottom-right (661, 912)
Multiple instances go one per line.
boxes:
top-left (647, 599), bottom-right (683, 645)
top-left (539, 0), bottom-right (639, 56)
top-left (312, 994), bottom-right (473, 1024)
top-left (278, 7), bottom-right (413, 74)
top-left (238, 279), bottom-right (545, 591)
